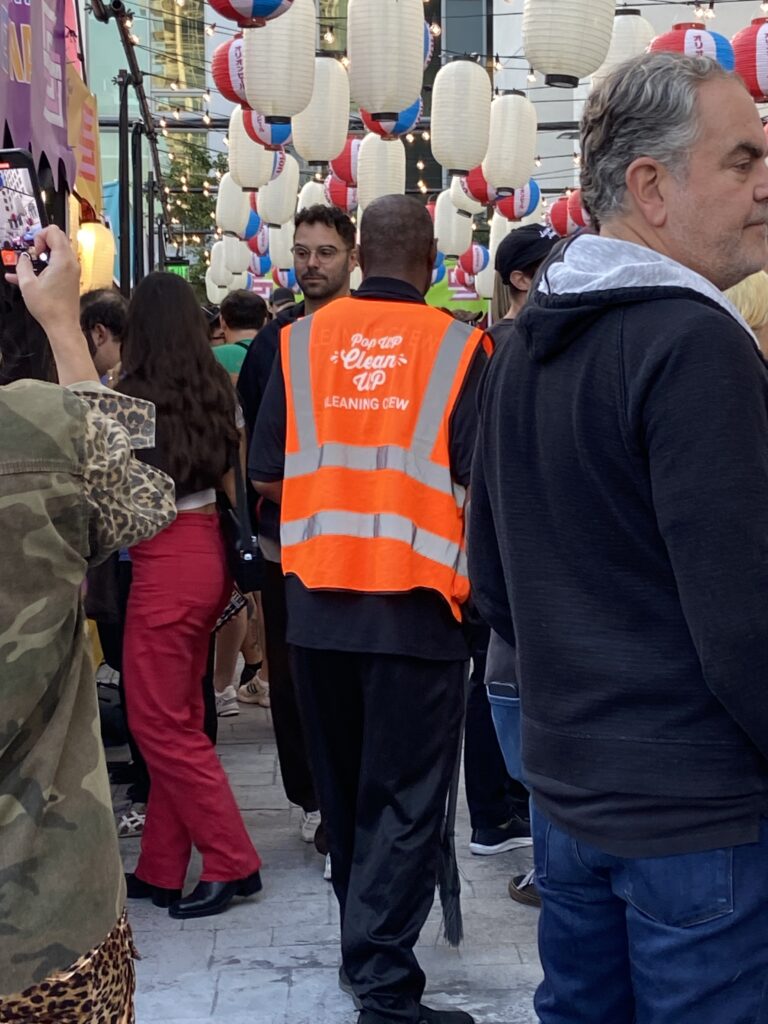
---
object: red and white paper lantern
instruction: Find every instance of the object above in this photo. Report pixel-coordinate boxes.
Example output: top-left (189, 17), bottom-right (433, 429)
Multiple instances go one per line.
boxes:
top-left (650, 22), bottom-right (735, 69)
top-left (494, 180), bottom-right (541, 222)
top-left (450, 175), bottom-right (483, 216)
top-left (732, 19), bottom-right (768, 102)
top-left (567, 188), bottom-right (591, 230)
top-left (228, 106), bottom-right (275, 190)
top-left (247, 222), bottom-right (270, 256)
top-left (459, 243), bottom-right (490, 277)
top-left (451, 266), bottom-right (475, 290)
top-left (361, 98), bottom-right (423, 141)
top-left (243, 111), bottom-right (292, 150)
top-left (324, 174), bottom-right (358, 212)
top-left (330, 137), bottom-right (362, 186)
top-left (548, 194), bottom-right (577, 237)
top-left (211, 36), bottom-right (249, 107)
top-left (461, 166), bottom-right (497, 207)
top-left (209, 0), bottom-right (294, 28)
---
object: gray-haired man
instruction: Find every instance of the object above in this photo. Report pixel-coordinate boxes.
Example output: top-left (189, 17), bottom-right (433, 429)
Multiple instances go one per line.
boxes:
top-left (470, 53), bottom-right (768, 1024)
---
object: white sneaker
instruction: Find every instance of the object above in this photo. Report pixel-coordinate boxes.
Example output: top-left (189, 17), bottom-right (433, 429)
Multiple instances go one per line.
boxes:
top-left (237, 671), bottom-right (270, 707)
top-left (300, 809), bottom-right (321, 843)
top-left (324, 853), bottom-right (332, 881)
top-left (215, 684), bottom-right (239, 717)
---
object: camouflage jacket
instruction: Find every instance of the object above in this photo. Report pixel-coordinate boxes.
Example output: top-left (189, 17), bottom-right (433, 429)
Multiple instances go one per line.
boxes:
top-left (0, 380), bottom-right (175, 995)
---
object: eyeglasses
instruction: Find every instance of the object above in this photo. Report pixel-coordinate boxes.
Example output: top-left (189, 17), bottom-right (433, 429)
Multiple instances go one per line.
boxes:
top-left (291, 245), bottom-right (351, 265)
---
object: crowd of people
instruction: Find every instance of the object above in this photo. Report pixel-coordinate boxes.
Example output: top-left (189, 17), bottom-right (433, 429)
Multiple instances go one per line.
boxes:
top-left (1, 51), bottom-right (767, 1024)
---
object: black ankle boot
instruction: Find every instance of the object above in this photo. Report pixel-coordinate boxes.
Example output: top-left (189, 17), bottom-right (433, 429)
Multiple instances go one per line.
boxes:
top-left (125, 873), bottom-right (181, 908)
top-left (168, 869), bottom-right (262, 919)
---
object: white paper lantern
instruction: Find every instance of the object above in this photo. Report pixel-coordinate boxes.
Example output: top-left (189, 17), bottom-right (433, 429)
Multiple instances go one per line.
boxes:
top-left (258, 153), bottom-right (300, 225)
top-left (223, 234), bottom-right (252, 275)
top-left (228, 106), bottom-right (275, 190)
top-left (482, 92), bottom-right (537, 194)
top-left (523, 0), bottom-right (615, 88)
top-left (269, 219), bottom-right (295, 268)
top-left (356, 134), bottom-right (406, 211)
top-left (242, 0), bottom-right (316, 122)
top-left (293, 56), bottom-right (350, 165)
top-left (347, 0), bottom-right (424, 117)
top-left (490, 210), bottom-right (514, 254)
top-left (227, 271), bottom-right (250, 294)
top-left (210, 241), bottom-right (235, 288)
top-left (206, 268), bottom-right (229, 305)
top-left (591, 10), bottom-right (656, 87)
top-left (297, 180), bottom-right (329, 211)
top-left (450, 175), bottom-right (483, 216)
top-left (431, 58), bottom-right (492, 175)
top-left (434, 189), bottom-right (473, 257)
top-left (216, 172), bottom-right (251, 234)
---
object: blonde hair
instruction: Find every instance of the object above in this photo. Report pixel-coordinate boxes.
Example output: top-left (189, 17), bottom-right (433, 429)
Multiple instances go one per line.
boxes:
top-left (725, 271), bottom-right (768, 332)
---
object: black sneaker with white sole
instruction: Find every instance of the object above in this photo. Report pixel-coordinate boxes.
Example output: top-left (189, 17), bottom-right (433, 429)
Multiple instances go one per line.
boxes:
top-left (469, 814), bottom-right (532, 855)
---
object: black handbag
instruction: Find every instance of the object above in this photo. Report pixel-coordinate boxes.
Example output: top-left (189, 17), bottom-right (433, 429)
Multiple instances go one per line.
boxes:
top-left (219, 459), bottom-right (264, 593)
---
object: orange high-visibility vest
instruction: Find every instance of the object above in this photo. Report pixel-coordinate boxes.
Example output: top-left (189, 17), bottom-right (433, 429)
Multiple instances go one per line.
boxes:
top-left (279, 297), bottom-right (487, 621)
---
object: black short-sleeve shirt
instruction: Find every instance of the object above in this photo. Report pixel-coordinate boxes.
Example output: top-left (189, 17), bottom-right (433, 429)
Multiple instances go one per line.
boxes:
top-left (249, 277), bottom-right (486, 660)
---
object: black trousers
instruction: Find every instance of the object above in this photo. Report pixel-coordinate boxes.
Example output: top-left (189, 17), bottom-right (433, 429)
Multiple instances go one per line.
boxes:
top-left (292, 646), bottom-right (466, 1024)
top-left (463, 621), bottom-right (528, 829)
top-left (261, 560), bottom-right (317, 811)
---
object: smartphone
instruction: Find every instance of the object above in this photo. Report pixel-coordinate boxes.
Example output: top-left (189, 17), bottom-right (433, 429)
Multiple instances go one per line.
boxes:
top-left (0, 150), bottom-right (49, 274)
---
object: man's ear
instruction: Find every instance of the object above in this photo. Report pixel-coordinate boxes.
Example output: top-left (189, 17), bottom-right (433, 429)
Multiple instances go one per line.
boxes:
top-left (624, 157), bottom-right (668, 229)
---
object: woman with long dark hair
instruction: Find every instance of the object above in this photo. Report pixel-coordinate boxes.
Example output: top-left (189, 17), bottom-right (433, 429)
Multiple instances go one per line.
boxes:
top-left (118, 272), bottom-right (262, 920)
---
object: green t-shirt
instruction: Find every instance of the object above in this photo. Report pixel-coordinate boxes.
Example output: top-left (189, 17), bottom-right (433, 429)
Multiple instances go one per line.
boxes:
top-left (213, 340), bottom-right (250, 374)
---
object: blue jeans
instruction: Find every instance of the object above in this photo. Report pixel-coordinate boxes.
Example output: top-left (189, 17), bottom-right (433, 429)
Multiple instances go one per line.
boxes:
top-left (532, 805), bottom-right (768, 1024)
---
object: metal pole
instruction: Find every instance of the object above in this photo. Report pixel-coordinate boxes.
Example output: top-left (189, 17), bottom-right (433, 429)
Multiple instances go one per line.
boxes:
top-left (146, 172), bottom-right (155, 272)
top-left (117, 69), bottom-right (131, 297)
top-left (132, 123), bottom-right (145, 284)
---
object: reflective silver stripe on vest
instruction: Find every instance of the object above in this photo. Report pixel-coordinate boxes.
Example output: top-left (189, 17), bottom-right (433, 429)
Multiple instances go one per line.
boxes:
top-left (286, 315), bottom-right (317, 450)
top-left (284, 442), bottom-right (466, 506)
top-left (281, 510), bottom-right (468, 576)
top-left (284, 317), bottom-right (476, 504)
top-left (411, 319), bottom-right (475, 460)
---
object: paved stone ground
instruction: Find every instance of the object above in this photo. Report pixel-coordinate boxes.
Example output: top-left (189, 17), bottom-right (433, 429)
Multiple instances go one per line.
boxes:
top-left (120, 703), bottom-right (542, 1024)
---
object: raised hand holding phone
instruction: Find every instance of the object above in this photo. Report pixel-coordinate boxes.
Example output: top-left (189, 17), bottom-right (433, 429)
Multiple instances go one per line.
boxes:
top-left (11, 226), bottom-right (99, 386)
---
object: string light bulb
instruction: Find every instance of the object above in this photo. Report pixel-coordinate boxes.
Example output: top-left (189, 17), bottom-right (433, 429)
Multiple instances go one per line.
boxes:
top-left (203, 110), bottom-right (211, 125)
top-left (203, 89), bottom-right (211, 103)
top-left (170, 81), bottom-right (179, 91)
top-left (704, 1), bottom-right (715, 18)
top-left (205, 23), bottom-right (216, 36)
top-left (535, 155), bottom-right (542, 167)
top-left (527, 66), bottom-right (536, 83)
top-left (323, 26), bottom-right (335, 44)
top-left (429, 22), bottom-right (442, 37)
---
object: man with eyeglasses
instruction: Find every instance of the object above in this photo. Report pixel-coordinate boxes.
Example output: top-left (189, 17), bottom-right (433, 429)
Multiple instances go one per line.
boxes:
top-left (237, 204), bottom-right (358, 852)
top-left (250, 195), bottom-right (490, 1024)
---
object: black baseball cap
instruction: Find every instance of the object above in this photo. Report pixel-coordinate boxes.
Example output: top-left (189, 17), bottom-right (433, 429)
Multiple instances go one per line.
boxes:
top-left (495, 223), bottom-right (559, 284)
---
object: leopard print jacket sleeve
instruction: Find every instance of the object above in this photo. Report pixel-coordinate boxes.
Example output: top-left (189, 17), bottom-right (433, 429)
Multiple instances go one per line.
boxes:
top-left (68, 382), bottom-right (177, 561)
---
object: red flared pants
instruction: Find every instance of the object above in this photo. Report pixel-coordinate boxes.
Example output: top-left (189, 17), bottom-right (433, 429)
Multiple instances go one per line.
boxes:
top-left (124, 513), bottom-right (261, 889)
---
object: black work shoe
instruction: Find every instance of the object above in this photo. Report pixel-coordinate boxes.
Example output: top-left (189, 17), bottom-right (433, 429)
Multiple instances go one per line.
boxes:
top-left (125, 872), bottom-right (181, 908)
top-left (338, 966), bottom-right (362, 1009)
top-left (469, 814), bottom-right (532, 855)
top-left (418, 1006), bottom-right (475, 1024)
top-left (508, 869), bottom-right (542, 908)
top-left (168, 870), bottom-right (262, 919)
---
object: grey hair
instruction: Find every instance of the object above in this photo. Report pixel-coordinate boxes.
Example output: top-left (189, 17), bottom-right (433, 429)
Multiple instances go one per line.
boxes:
top-left (580, 52), bottom-right (732, 226)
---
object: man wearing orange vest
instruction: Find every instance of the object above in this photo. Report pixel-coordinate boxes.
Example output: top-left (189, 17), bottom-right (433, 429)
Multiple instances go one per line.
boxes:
top-left (251, 195), bottom-right (488, 1024)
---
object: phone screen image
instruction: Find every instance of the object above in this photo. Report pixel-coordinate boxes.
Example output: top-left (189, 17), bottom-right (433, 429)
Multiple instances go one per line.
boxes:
top-left (0, 163), bottom-right (44, 268)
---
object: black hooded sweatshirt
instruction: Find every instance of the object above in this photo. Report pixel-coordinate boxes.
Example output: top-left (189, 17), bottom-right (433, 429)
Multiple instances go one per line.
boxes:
top-left (469, 233), bottom-right (768, 857)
